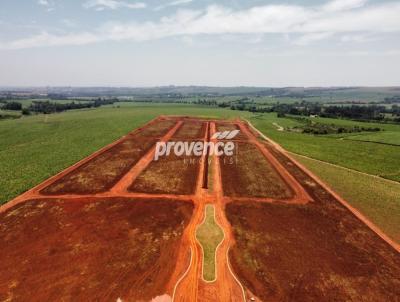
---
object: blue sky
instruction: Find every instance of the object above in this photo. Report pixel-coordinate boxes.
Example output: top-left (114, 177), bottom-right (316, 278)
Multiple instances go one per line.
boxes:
top-left (0, 0), bottom-right (400, 86)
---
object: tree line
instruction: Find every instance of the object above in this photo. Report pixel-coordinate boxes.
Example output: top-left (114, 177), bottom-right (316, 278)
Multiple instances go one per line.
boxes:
top-left (0, 98), bottom-right (118, 115)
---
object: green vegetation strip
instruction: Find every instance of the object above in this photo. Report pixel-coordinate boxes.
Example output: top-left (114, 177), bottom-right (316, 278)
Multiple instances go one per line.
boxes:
top-left (292, 154), bottom-right (400, 244)
top-left (196, 204), bottom-right (224, 281)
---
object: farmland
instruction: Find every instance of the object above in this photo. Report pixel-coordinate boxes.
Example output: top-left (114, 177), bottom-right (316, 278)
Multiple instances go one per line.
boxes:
top-left (249, 113), bottom-right (400, 181)
top-left (0, 115), bottom-right (399, 301)
top-left (1, 103), bottom-right (399, 204)
top-left (0, 103), bottom-right (399, 244)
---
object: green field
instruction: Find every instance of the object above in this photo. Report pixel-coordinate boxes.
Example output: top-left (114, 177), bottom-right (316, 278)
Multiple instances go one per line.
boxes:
top-left (248, 113), bottom-right (400, 181)
top-left (196, 205), bottom-right (224, 281)
top-left (292, 154), bottom-right (400, 243)
top-left (343, 131), bottom-right (400, 146)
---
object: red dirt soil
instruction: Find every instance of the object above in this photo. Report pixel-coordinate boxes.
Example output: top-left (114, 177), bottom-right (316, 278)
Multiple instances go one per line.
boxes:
top-left (1, 115), bottom-right (399, 302)
top-left (129, 152), bottom-right (201, 195)
top-left (219, 142), bottom-right (293, 199)
top-left (0, 198), bottom-right (193, 302)
top-left (215, 122), bottom-right (249, 141)
top-left (227, 199), bottom-right (400, 301)
top-left (172, 121), bottom-right (206, 140)
top-left (134, 119), bottom-right (177, 138)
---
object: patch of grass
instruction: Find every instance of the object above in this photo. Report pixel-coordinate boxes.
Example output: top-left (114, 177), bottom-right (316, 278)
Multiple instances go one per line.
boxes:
top-left (343, 131), bottom-right (400, 146)
top-left (292, 154), bottom-right (400, 243)
top-left (196, 204), bottom-right (224, 281)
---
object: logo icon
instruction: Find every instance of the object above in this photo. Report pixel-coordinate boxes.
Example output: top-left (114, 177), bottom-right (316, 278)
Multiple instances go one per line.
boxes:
top-left (154, 130), bottom-right (239, 160)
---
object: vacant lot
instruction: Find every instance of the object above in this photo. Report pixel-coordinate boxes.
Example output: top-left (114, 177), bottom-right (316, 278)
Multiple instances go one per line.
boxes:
top-left (227, 200), bottom-right (400, 301)
top-left (172, 120), bottom-right (206, 140)
top-left (0, 198), bottom-right (193, 301)
top-left (219, 142), bottom-right (293, 199)
top-left (129, 151), bottom-right (200, 195)
top-left (135, 119), bottom-right (177, 138)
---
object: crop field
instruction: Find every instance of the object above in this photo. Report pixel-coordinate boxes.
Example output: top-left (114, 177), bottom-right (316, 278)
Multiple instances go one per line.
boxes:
top-left (249, 113), bottom-right (400, 181)
top-left (343, 131), bottom-right (400, 146)
top-left (0, 115), bottom-right (399, 301)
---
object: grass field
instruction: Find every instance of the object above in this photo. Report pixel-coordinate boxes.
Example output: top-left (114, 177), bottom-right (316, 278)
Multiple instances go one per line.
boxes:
top-left (343, 131), bottom-right (400, 146)
top-left (196, 204), bottom-right (224, 281)
top-left (248, 113), bottom-right (400, 181)
top-left (292, 154), bottom-right (400, 243)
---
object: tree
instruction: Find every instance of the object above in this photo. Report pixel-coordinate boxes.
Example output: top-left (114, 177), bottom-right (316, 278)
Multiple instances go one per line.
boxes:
top-left (2, 102), bottom-right (22, 111)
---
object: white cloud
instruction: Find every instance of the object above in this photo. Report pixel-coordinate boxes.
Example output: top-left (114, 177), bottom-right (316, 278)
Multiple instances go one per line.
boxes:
top-left (61, 19), bottom-right (78, 28)
top-left (340, 33), bottom-right (377, 43)
top-left (37, 0), bottom-right (55, 12)
top-left (322, 0), bottom-right (368, 12)
top-left (2, 0), bottom-right (400, 50)
top-left (83, 0), bottom-right (146, 10)
top-left (293, 32), bottom-right (333, 45)
top-left (38, 0), bottom-right (50, 6)
top-left (155, 0), bottom-right (193, 11)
